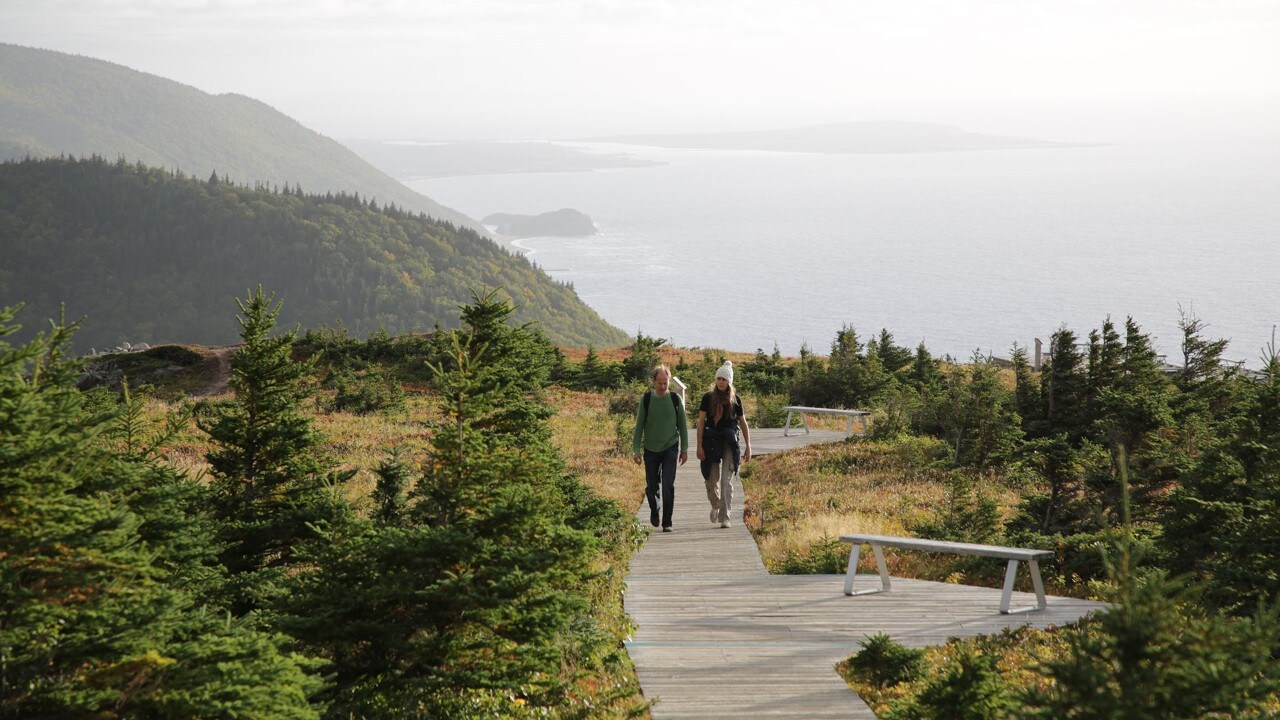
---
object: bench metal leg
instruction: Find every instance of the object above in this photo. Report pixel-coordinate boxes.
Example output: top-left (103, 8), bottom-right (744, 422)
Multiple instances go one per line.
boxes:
top-left (801, 413), bottom-right (811, 435)
top-left (783, 411), bottom-right (793, 436)
top-left (844, 543), bottom-right (890, 596)
top-left (845, 415), bottom-right (855, 437)
top-left (999, 559), bottom-right (1048, 614)
top-left (859, 415), bottom-right (868, 436)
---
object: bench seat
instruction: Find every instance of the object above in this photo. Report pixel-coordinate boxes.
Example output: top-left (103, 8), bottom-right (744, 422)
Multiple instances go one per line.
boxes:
top-left (839, 533), bottom-right (1053, 614)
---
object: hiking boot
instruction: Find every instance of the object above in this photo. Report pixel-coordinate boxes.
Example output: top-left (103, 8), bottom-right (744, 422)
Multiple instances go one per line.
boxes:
top-left (662, 526), bottom-right (673, 532)
top-left (720, 520), bottom-right (731, 528)
top-left (710, 508), bottom-right (718, 524)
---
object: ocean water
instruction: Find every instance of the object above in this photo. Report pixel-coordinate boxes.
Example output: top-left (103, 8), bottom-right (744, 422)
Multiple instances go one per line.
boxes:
top-left (406, 132), bottom-right (1280, 366)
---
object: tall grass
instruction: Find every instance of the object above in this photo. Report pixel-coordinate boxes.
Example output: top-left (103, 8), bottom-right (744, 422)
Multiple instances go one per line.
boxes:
top-left (742, 436), bottom-right (1026, 586)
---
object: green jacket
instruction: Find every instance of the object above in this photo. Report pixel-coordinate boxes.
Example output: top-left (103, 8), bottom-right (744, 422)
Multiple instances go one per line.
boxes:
top-left (632, 390), bottom-right (689, 455)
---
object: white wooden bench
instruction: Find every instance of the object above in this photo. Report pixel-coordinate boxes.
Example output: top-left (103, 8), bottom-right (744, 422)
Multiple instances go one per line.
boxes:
top-left (839, 534), bottom-right (1053, 614)
top-left (782, 405), bottom-right (870, 438)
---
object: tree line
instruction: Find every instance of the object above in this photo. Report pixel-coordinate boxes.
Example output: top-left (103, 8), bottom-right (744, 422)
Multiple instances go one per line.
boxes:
top-left (0, 156), bottom-right (629, 352)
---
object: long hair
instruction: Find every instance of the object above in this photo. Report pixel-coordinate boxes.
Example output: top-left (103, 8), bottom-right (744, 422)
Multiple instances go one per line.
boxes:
top-left (707, 378), bottom-right (737, 424)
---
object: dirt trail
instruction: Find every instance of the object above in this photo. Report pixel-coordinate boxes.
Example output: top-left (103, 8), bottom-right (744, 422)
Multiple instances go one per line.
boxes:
top-left (196, 346), bottom-right (235, 397)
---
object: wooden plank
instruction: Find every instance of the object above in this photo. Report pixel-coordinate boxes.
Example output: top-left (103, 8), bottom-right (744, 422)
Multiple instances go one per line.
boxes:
top-left (625, 432), bottom-right (1106, 719)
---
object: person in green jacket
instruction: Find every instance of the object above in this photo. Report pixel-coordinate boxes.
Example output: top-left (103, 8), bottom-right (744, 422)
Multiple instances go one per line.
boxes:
top-left (633, 364), bottom-right (689, 531)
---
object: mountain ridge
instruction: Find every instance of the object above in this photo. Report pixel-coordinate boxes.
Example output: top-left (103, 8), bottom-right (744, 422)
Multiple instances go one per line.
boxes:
top-left (0, 42), bottom-right (488, 236)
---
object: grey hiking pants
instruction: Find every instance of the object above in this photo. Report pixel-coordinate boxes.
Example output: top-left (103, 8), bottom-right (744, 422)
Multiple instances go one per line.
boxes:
top-left (704, 459), bottom-right (735, 524)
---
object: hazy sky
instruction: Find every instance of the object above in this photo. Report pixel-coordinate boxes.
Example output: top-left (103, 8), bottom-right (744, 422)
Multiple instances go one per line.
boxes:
top-left (3, 0), bottom-right (1278, 141)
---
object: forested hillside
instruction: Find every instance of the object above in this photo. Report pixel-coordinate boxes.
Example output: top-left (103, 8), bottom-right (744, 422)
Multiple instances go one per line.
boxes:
top-left (0, 43), bottom-right (486, 235)
top-left (0, 156), bottom-right (629, 350)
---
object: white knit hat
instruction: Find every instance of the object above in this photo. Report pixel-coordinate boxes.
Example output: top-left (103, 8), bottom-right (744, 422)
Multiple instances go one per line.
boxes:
top-left (715, 361), bottom-right (734, 384)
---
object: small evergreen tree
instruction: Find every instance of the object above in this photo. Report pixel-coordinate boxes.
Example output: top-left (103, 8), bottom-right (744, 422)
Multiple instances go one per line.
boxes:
top-left (932, 353), bottom-right (1022, 468)
top-left (1024, 460), bottom-right (1280, 718)
top-left (0, 305), bottom-right (321, 719)
top-left (874, 328), bottom-right (916, 376)
top-left (1163, 342), bottom-right (1280, 611)
top-left (739, 344), bottom-right (791, 395)
top-left (198, 288), bottom-right (353, 605)
top-left (1010, 344), bottom-right (1041, 430)
top-left (847, 633), bottom-right (926, 689)
top-left (1041, 327), bottom-right (1088, 438)
top-left (279, 329), bottom-right (618, 717)
top-left (372, 446), bottom-right (413, 526)
top-left (789, 342), bottom-right (831, 407)
top-left (620, 330), bottom-right (667, 383)
top-left (888, 647), bottom-right (1013, 720)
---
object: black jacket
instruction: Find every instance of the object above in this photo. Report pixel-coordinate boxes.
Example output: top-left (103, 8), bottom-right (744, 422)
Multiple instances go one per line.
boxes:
top-left (699, 424), bottom-right (742, 480)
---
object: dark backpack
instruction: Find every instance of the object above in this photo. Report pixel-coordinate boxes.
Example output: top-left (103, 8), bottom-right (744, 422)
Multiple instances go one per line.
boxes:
top-left (643, 390), bottom-right (684, 431)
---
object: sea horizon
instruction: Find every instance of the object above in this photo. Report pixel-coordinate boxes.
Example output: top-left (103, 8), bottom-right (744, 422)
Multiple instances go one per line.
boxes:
top-left (408, 127), bottom-right (1280, 368)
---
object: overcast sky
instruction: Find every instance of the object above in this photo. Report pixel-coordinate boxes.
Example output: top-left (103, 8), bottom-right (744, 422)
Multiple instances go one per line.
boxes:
top-left (3, 0), bottom-right (1278, 141)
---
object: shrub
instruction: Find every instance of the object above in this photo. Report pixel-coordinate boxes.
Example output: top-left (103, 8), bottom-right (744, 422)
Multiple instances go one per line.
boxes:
top-left (325, 367), bottom-right (407, 415)
top-left (606, 386), bottom-right (644, 417)
top-left (771, 536), bottom-right (848, 574)
top-left (847, 633), bottom-right (926, 689)
top-left (887, 647), bottom-right (1012, 720)
top-left (909, 472), bottom-right (1002, 545)
top-left (752, 393), bottom-right (789, 429)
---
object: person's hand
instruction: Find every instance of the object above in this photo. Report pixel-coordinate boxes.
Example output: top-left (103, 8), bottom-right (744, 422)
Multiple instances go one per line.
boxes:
top-left (633, 454), bottom-right (642, 465)
top-left (696, 446), bottom-right (705, 461)
top-left (743, 448), bottom-right (751, 463)
top-left (678, 451), bottom-right (687, 466)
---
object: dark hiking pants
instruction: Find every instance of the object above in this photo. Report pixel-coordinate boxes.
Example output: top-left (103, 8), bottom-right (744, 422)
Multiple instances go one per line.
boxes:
top-left (644, 443), bottom-right (679, 528)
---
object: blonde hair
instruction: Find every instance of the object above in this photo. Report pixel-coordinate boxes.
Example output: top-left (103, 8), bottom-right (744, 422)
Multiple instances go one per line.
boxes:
top-left (652, 364), bottom-right (671, 380)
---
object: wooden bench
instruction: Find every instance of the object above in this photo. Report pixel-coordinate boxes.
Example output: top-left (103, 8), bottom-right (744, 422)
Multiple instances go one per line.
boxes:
top-left (839, 534), bottom-right (1053, 614)
top-left (782, 405), bottom-right (870, 438)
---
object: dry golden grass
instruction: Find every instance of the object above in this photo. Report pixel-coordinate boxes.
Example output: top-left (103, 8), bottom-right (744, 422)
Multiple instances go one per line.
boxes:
top-left (545, 386), bottom-right (643, 513)
top-left (147, 387), bottom-right (443, 505)
top-left (754, 510), bottom-right (904, 565)
top-left (742, 437), bottom-right (1025, 582)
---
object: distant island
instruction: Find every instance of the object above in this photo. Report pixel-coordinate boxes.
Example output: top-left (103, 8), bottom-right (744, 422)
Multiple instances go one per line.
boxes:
top-left (343, 140), bottom-right (662, 179)
top-left (584, 121), bottom-right (1080, 154)
top-left (483, 208), bottom-right (598, 238)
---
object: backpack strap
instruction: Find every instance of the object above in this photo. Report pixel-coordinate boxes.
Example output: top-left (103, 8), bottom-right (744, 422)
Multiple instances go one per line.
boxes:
top-left (642, 390), bottom-right (683, 433)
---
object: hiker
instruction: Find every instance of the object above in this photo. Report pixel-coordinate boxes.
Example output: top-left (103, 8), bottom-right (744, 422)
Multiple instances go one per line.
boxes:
top-left (697, 361), bottom-right (751, 528)
top-left (633, 364), bottom-right (689, 532)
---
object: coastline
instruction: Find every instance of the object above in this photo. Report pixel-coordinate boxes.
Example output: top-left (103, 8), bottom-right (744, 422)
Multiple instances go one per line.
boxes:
top-left (487, 229), bottom-right (528, 255)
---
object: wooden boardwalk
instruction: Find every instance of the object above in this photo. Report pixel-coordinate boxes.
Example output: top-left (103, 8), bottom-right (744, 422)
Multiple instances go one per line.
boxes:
top-left (624, 428), bottom-right (1105, 719)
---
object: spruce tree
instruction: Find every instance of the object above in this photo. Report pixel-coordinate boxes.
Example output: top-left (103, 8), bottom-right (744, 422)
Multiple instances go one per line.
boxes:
top-left (1024, 460), bottom-right (1280, 718)
top-left (1164, 344), bottom-right (1280, 610)
top-left (371, 446), bottom-right (413, 527)
top-left (1094, 318), bottom-right (1174, 491)
top-left (0, 305), bottom-right (321, 719)
top-left (278, 322), bottom-right (621, 718)
top-left (1010, 344), bottom-right (1041, 431)
top-left (620, 330), bottom-right (667, 383)
top-left (197, 287), bottom-right (352, 604)
top-left (1041, 327), bottom-right (1088, 438)
top-left (875, 328), bottom-right (915, 376)
top-left (826, 324), bottom-right (888, 408)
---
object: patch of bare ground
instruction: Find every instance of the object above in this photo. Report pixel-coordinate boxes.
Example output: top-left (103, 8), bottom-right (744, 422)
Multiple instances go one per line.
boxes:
top-left (194, 346), bottom-right (236, 397)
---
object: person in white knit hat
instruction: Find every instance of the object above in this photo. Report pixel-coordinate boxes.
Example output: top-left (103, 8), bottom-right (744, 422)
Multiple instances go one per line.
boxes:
top-left (696, 361), bottom-right (751, 528)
